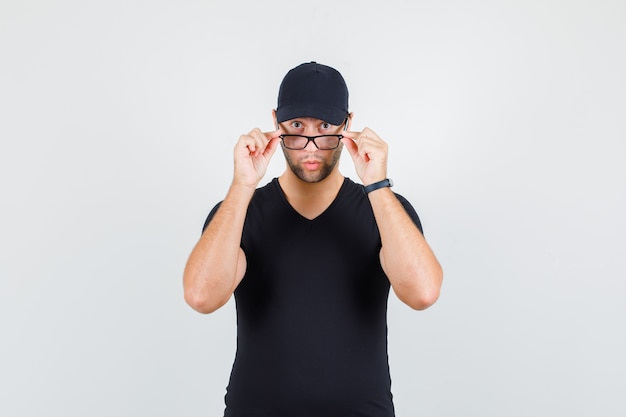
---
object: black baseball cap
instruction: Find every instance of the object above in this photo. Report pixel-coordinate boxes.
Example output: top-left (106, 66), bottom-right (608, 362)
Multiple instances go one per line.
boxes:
top-left (275, 62), bottom-right (349, 126)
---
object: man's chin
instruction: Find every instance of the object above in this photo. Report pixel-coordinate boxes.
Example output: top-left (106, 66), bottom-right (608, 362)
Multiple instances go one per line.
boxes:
top-left (292, 168), bottom-right (327, 183)
top-left (283, 147), bottom-right (342, 184)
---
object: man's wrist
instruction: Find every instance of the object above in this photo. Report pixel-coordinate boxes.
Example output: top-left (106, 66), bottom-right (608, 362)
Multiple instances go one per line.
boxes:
top-left (228, 181), bottom-right (258, 200)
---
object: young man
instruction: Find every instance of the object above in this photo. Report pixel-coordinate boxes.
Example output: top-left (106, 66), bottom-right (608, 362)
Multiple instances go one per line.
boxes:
top-left (184, 62), bottom-right (443, 416)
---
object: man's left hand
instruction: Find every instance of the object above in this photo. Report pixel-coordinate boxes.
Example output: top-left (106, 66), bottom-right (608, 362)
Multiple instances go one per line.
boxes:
top-left (342, 128), bottom-right (388, 186)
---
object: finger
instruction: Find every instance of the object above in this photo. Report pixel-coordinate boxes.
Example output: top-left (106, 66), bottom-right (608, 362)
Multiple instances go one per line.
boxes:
top-left (262, 136), bottom-right (282, 159)
top-left (361, 127), bottom-right (378, 136)
top-left (341, 136), bottom-right (359, 159)
top-left (342, 130), bottom-right (362, 140)
top-left (264, 128), bottom-right (283, 140)
top-left (248, 129), bottom-right (269, 156)
top-left (236, 134), bottom-right (257, 156)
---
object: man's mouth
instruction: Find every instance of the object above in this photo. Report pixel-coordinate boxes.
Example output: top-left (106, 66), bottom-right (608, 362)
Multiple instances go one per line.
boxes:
top-left (302, 160), bottom-right (321, 169)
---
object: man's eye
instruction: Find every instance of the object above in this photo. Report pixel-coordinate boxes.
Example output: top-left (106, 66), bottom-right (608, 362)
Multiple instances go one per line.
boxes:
top-left (321, 123), bottom-right (331, 129)
top-left (291, 122), bottom-right (302, 128)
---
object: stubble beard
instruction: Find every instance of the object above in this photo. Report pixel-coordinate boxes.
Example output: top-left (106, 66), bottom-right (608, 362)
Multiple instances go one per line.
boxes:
top-left (282, 143), bottom-right (343, 183)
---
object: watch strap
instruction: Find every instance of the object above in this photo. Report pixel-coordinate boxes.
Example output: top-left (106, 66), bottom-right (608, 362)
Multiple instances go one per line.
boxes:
top-left (363, 178), bottom-right (393, 194)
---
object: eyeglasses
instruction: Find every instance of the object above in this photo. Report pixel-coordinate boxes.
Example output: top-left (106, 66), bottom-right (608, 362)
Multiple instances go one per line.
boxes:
top-left (279, 134), bottom-right (343, 150)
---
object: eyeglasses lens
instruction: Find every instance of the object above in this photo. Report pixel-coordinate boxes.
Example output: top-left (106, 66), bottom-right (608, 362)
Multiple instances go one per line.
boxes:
top-left (282, 135), bottom-right (340, 150)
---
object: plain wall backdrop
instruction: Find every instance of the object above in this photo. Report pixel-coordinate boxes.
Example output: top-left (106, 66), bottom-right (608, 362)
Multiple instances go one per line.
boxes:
top-left (1, 0), bottom-right (624, 416)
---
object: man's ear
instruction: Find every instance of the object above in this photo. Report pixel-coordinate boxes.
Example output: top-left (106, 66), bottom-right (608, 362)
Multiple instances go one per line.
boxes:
top-left (272, 109), bottom-right (278, 130)
top-left (345, 112), bottom-right (354, 131)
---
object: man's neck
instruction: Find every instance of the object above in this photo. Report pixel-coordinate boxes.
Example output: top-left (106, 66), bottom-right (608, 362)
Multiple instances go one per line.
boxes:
top-left (278, 169), bottom-right (345, 220)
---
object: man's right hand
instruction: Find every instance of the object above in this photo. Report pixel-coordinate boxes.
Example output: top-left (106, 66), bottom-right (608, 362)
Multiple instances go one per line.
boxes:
top-left (233, 128), bottom-right (282, 189)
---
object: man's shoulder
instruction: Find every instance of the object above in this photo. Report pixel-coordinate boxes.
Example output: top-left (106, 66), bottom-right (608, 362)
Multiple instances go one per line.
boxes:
top-left (201, 179), bottom-right (281, 233)
top-left (339, 177), bottom-right (415, 207)
top-left (254, 177), bottom-right (279, 193)
top-left (250, 178), bottom-right (281, 203)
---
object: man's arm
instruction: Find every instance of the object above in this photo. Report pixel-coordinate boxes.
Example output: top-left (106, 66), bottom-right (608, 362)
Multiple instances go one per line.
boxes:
top-left (368, 188), bottom-right (443, 310)
top-left (342, 128), bottom-right (443, 310)
top-left (183, 129), bottom-right (281, 314)
top-left (183, 184), bottom-right (253, 313)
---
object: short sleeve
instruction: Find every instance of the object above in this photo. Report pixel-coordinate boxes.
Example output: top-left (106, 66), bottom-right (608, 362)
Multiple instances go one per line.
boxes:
top-left (201, 201), bottom-right (223, 234)
top-left (394, 193), bottom-right (423, 235)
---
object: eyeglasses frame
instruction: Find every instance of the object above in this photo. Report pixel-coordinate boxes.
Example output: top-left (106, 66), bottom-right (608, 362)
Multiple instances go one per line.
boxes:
top-left (279, 134), bottom-right (344, 150)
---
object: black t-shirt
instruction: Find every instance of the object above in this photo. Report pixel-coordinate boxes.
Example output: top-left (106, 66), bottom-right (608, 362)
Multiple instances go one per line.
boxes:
top-left (203, 178), bottom-right (422, 417)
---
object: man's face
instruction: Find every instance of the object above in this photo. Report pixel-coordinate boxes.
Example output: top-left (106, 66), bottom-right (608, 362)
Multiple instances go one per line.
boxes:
top-left (279, 117), bottom-right (344, 183)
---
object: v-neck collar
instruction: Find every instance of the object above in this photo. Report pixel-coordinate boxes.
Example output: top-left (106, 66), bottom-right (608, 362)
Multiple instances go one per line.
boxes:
top-left (273, 177), bottom-right (348, 222)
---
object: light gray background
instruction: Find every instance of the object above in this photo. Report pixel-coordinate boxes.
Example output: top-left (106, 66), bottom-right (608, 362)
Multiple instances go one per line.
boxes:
top-left (1, 0), bottom-right (624, 416)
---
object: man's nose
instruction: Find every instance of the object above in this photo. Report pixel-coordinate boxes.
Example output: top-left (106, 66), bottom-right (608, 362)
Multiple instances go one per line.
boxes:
top-left (303, 137), bottom-right (319, 151)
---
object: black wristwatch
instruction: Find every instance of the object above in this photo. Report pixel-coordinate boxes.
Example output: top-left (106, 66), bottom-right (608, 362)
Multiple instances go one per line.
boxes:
top-left (363, 178), bottom-right (393, 194)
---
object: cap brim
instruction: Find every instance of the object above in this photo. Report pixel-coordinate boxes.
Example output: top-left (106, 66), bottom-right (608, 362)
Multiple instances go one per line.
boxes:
top-left (276, 104), bottom-right (347, 126)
